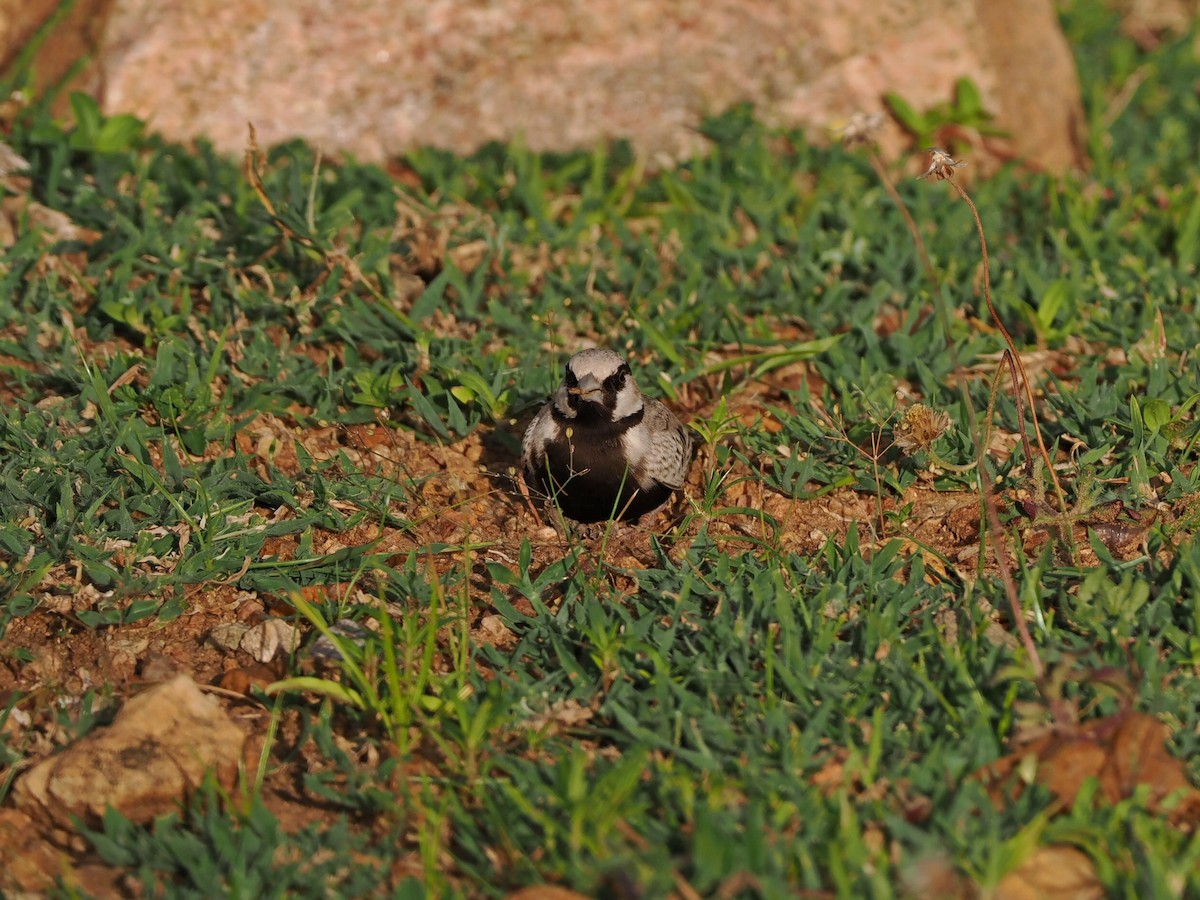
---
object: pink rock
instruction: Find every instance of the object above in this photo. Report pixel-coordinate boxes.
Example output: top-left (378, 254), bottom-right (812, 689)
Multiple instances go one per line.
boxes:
top-left (4, 0), bottom-right (1098, 171)
top-left (87, 0), bottom-right (1086, 171)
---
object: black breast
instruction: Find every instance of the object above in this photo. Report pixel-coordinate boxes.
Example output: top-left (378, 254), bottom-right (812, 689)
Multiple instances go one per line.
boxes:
top-left (526, 406), bottom-right (669, 523)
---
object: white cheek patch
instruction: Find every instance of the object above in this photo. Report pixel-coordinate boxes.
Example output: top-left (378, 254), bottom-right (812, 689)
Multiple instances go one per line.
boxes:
top-left (611, 384), bottom-right (643, 421)
top-left (552, 386), bottom-right (578, 419)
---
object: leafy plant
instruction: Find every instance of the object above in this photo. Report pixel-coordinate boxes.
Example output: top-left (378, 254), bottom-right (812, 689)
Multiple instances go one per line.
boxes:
top-left (886, 77), bottom-right (1007, 150)
top-left (66, 92), bottom-right (145, 155)
top-left (77, 785), bottom-right (386, 899)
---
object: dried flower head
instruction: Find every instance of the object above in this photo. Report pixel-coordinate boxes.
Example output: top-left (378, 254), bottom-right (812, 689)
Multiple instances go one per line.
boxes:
top-left (893, 404), bottom-right (952, 455)
top-left (918, 147), bottom-right (967, 181)
top-left (835, 112), bottom-right (885, 148)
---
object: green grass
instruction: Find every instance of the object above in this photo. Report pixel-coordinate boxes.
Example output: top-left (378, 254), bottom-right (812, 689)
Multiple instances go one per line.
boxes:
top-left (3, 3), bottom-right (1200, 897)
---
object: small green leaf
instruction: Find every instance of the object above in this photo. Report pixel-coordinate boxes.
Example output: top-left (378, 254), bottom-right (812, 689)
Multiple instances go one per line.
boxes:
top-left (1142, 397), bottom-right (1171, 434)
top-left (1129, 395), bottom-right (1145, 444)
top-left (1175, 192), bottom-right (1200, 264)
top-left (1037, 279), bottom-right (1070, 333)
top-left (955, 77), bottom-right (984, 121)
top-left (68, 92), bottom-right (103, 148)
top-left (95, 114), bottom-right (145, 154)
top-left (884, 92), bottom-right (926, 138)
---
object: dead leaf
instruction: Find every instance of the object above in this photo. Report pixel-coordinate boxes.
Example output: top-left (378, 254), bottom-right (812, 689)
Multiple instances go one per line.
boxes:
top-left (810, 757), bottom-right (848, 797)
top-left (218, 664), bottom-right (279, 695)
top-left (522, 699), bottom-right (595, 735)
top-left (505, 888), bottom-right (590, 900)
top-left (979, 712), bottom-right (1200, 829)
top-left (995, 845), bottom-right (1104, 900)
top-left (901, 853), bottom-right (972, 899)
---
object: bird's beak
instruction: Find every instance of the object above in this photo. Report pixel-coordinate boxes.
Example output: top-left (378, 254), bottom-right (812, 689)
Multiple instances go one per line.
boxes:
top-left (568, 374), bottom-right (604, 400)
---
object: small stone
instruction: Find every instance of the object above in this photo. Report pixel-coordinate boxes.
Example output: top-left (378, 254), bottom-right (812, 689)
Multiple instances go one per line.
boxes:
top-left (13, 675), bottom-right (245, 827)
top-left (307, 619), bottom-right (369, 663)
top-left (239, 618), bottom-right (301, 663)
top-left (207, 621), bottom-right (250, 652)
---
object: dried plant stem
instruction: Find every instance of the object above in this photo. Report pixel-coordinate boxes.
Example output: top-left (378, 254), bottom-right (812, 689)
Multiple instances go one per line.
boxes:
top-left (944, 176), bottom-right (1073, 534)
top-left (979, 465), bottom-right (1045, 681)
top-left (869, 435), bottom-right (888, 536)
top-left (982, 351), bottom-right (1031, 483)
top-left (979, 355), bottom-right (1045, 679)
top-left (866, 151), bottom-right (941, 295)
top-left (244, 123), bottom-right (385, 304)
top-left (866, 150), bottom-right (987, 470)
top-left (244, 124), bottom-right (315, 250)
top-left (912, 149), bottom-right (1055, 684)
top-left (925, 452), bottom-right (977, 474)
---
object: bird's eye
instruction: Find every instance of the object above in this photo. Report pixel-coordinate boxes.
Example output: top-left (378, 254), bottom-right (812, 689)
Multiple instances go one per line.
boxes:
top-left (604, 365), bottom-right (630, 391)
top-left (564, 366), bottom-right (578, 387)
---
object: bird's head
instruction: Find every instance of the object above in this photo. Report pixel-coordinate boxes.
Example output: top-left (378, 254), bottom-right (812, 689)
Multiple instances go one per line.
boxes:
top-left (553, 348), bottom-right (644, 422)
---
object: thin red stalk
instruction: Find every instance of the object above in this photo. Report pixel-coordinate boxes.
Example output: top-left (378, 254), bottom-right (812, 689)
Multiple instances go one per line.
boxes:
top-left (946, 177), bottom-right (1073, 545)
top-left (867, 151), bottom-right (940, 294)
top-left (981, 470), bottom-right (1045, 680)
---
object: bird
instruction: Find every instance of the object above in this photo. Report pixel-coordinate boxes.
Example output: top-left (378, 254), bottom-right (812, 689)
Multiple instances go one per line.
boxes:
top-left (521, 348), bottom-right (692, 524)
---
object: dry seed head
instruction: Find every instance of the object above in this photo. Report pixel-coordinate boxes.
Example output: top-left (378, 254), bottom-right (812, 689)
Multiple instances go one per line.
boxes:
top-left (835, 112), bottom-right (885, 148)
top-left (918, 147), bottom-right (967, 181)
top-left (893, 404), bottom-right (952, 455)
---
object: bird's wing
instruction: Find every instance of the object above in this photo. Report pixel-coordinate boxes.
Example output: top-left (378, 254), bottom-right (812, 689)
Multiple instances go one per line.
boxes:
top-left (636, 398), bottom-right (693, 491)
top-left (520, 401), bottom-right (558, 477)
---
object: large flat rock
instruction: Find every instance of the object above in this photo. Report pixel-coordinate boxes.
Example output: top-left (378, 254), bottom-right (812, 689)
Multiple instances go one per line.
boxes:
top-left (6, 0), bottom-right (1159, 171)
